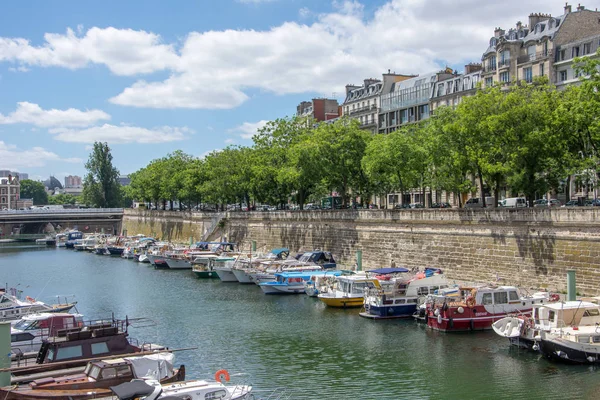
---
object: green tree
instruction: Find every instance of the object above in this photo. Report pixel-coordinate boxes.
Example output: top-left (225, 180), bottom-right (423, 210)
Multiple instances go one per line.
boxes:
top-left (48, 193), bottom-right (79, 205)
top-left (82, 142), bottom-right (122, 208)
top-left (19, 179), bottom-right (48, 205)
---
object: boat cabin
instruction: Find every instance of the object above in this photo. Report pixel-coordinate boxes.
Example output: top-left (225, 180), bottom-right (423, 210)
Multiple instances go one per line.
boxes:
top-left (36, 320), bottom-right (137, 364)
top-left (298, 251), bottom-right (336, 269)
top-left (534, 301), bottom-right (600, 330)
top-left (336, 276), bottom-right (380, 295)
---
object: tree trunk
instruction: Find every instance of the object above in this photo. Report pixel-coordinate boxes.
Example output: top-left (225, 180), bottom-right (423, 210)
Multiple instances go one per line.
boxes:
top-left (477, 166), bottom-right (486, 208)
top-left (493, 176), bottom-right (500, 208)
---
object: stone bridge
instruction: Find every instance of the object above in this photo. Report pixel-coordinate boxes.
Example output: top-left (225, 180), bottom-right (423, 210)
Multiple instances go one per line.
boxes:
top-left (0, 208), bottom-right (124, 238)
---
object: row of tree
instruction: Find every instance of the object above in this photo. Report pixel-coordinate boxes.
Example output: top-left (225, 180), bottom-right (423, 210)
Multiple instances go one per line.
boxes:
top-left (125, 53), bottom-right (600, 210)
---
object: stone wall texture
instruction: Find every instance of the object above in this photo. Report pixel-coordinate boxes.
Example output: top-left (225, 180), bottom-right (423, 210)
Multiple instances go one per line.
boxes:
top-left (123, 208), bottom-right (600, 295)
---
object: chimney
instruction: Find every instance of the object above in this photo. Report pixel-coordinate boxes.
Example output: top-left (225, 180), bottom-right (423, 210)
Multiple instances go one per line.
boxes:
top-left (7, 174), bottom-right (11, 183)
top-left (465, 63), bottom-right (482, 74)
top-left (577, 3), bottom-right (585, 11)
top-left (516, 21), bottom-right (522, 30)
top-left (564, 3), bottom-right (572, 13)
top-left (494, 27), bottom-right (505, 38)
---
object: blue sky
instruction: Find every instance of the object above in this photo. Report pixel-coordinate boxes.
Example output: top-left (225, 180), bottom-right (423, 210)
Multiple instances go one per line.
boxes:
top-left (0, 0), bottom-right (569, 182)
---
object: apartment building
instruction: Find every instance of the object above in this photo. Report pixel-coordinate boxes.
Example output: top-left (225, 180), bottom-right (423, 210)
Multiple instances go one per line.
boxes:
top-left (342, 72), bottom-right (415, 133)
top-left (296, 98), bottom-right (340, 122)
top-left (430, 64), bottom-right (482, 112)
top-left (0, 175), bottom-right (20, 210)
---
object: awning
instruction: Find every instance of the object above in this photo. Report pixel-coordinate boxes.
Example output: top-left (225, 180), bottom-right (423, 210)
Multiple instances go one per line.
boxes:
top-left (369, 267), bottom-right (410, 274)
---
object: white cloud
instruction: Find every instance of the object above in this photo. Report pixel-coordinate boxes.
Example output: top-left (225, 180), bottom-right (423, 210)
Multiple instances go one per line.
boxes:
top-left (230, 120), bottom-right (269, 139)
top-left (224, 138), bottom-right (235, 144)
top-left (299, 7), bottom-right (311, 18)
top-left (0, 141), bottom-right (81, 169)
top-left (0, 27), bottom-right (178, 76)
top-left (8, 66), bottom-right (29, 72)
top-left (0, 0), bottom-right (564, 109)
top-left (0, 102), bottom-right (110, 128)
top-left (49, 123), bottom-right (191, 144)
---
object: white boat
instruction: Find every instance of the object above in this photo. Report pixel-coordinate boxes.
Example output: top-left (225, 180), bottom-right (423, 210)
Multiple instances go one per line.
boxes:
top-left (138, 253), bottom-right (150, 263)
top-left (259, 271), bottom-right (343, 295)
top-left (55, 233), bottom-right (68, 247)
top-left (165, 257), bottom-right (193, 270)
top-left (215, 259), bottom-right (239, 282)
top-left (492, 300), bottom-right (600, 350)
top-left (539, 323), bottom-right (600, 364)
top-left (0, 287), bottom-right (77, 322)
top-left (110, 377), bottom-right (252, 400)
top-left (74, 235), bottom-right (99, 251)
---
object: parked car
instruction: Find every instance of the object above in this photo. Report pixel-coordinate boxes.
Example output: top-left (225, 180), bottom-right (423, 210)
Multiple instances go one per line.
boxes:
top-left (499, 197), bottom-right (527, 208)
top-left (563, 200), bottom-right (579, 207)
top-left (589, 199), bottom-right (600, 207)
top-left (368, 204), bottom-right (379, 209)
top-left (393, 203), bottom-right (410, 209)
top-left (464, 198), bottom-right (483, 208)
top-left (534, 199), bottom-right (561, 207)
top-left (409, 203), bottom-right (424, 209)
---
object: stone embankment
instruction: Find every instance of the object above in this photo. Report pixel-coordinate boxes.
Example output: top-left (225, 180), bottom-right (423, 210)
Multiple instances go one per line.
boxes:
top-left (123, 208), bottom-right (600, 295)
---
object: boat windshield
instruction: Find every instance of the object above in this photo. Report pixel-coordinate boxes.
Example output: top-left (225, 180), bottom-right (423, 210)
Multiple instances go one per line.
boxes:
top-left (84, 363), bottom-right (102, 380)
top-left (13, 319), bottom-right (39, 330)
top-left (351, 282), bottom-right (376, 294)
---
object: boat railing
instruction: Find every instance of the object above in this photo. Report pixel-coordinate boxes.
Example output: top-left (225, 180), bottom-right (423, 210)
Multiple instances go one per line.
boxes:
top-left (253, 387), bottom-right (293, 400)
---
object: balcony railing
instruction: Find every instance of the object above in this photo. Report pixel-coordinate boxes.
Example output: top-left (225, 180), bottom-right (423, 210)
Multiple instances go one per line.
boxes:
top-left (349, 104), bottom-right (378, 115)
top-left (498, 59), bottom-right (511, 68)
top-left (517, 50), bottom-right (553, 64)
top-left (482, 64), bottom-right (497, 73)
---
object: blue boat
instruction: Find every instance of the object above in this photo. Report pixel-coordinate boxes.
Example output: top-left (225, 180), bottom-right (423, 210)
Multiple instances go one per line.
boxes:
top-left (259, 270), bottom-right (343, 295)
top-left (360, 268), bottom-right (448, 319)
top-left (64, 230), bottom-right (84, 249)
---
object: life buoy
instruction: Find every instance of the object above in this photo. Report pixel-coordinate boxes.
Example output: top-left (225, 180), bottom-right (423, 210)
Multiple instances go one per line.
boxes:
top-left (26, 296), bottom-right (35, 302)
top-left (466, 296), bottom-right (476, 308)
top-left (549, 293), bottom-right (560, 302)
top-left (437, 314), bottom-right (442, 325)
top-left (215, 369), bottom-right (230, 383)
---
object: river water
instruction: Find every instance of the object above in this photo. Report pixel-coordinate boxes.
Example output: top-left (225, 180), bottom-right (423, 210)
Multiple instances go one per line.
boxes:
top-left (1, 243), bottom-right (599, 399)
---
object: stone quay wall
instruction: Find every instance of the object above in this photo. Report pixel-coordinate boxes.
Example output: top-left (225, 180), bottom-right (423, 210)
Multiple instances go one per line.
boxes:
top-left (123, 208), bottom-right (600, 295)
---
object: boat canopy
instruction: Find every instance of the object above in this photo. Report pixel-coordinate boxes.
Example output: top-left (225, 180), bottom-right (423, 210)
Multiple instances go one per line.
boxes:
top-left (271, 248), bottom-right (290, 256)
top-left (370, 267), bottom-right (409, 274)
top-left (110, 380), bottom-right (155, 400)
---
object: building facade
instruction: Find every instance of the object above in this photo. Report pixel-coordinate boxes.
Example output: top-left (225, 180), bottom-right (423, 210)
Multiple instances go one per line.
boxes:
top-left (296, 98), bottom-right (340, 122)
top-left (430, 64), bottom-right (482, 112)
top-left (0, 170), bottom-right (28, 180)
top-left (342, 72), bottom-right (416, 133)
top-left (0, 175), bottom-right (20, 210)
top-left (64, 175), bottom-right (82, 188)
top-left (481, 4), bottom-right (600, 89)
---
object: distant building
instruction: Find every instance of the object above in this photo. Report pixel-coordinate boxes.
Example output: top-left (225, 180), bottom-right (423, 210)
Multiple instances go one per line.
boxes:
top-left (430, 64), bottom-right (483, 113)
top-left (296, 98), bottom-right (340, 122)
top-left (118, 175), bottom-right (131, 186)
top-left (64, 175), bottom-right (82, 188)
top-left (0, 170), bottom-right (28, 180)
top-left (0, 175), bottom-right (20, 210)
top-left (43, 176), bottom-right (63, 193)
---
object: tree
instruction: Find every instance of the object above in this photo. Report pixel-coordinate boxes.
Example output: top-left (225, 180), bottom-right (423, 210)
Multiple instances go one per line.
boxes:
top-left (48, 193), bottom-right (79, 205)
top-left (19, 179), bottom-right (48, 205)
top-left (82, 142), bottom-right (122, 208)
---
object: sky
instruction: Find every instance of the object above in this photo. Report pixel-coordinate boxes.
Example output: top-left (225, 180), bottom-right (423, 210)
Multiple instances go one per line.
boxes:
top-left (0, 0), bottom-right (575, 182)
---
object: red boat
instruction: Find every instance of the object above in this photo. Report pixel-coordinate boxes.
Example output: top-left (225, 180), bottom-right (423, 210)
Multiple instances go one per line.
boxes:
top-left (424, 286), bottom-right (558, 332)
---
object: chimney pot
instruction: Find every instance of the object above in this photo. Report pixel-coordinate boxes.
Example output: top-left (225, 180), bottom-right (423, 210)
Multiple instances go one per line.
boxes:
top-left (565, 3), bottom-right (572, 13)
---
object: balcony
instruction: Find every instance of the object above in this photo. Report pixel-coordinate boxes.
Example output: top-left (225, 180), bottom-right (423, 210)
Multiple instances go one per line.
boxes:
top-left (349, 104), bottom-right (378, 116)
top-left (482, 64), bottom-right (497, 73)
top-left (517, 50), bottom-right (553, 64)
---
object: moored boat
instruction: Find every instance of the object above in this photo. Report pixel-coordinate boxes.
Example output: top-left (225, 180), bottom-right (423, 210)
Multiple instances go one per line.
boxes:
top-left (539, 324), bottom-right (600, 364)
top-left (259, 270), bottom-right (343, 295)
top-left (360, 268), bottom-right (447, 319)
top-left (11, 312), bottom-right (83, 356)
top-left (214, 258), bottom-right (239, 282)
top-left (0, 288), bottom-right (77, 323)
top-left (318, 275), bottom-right (381, 308)
top-left (424, 285), bottom-right (556, 332)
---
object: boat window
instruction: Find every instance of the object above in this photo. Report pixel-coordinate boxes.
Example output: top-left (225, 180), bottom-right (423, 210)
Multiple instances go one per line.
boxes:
top-left (509, 291), bottom-right (519, 301)
top-left (593, 336), bottom-right (600, 343)
top-left (584, 309), bottom-right (600, 317)
top-left (101, 367), bottom-right (117, 379)
top-left (482, 293), bottom-right (493, 305)
top-left (577, 336), bottom-right (590, 344)
top-left (91, 342), bottom-right (110, 355)
top-left (417, 287), bottom-right (429, 296)
top-left (395, 299), bottom-right (406, 304)
top-left (87, 364), bottom-right (102, 380)
top-left (548, 310), bottom-right (556, 322)
top-left (352, 283), bottom-right (367, 294)
top-left (411, 299), bottom-right (418, 303)
top-left (55, 345), bottom-right (83, 360)
top-left (205, 389), bottom-right (228, 399)
top-left (11, 332), bottom-right (35, 342)
top-left (116, 365), bottom-right (132, 377)
top-left (494, 292), bottom-right (508, 304)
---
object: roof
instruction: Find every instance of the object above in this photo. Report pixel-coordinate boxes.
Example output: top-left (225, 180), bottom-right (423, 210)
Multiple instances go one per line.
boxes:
top-left (540, 301), bottom-right (598, 310)
top-left (392, 71), bottom-right (439, 92)
top-left (369, 267), bottom-right (410, 274)
top-left (110, 380), bottom-right (155, 400)
top-left (271, 248), bottom-right (289, 255)
top-left (523, 15), bottom-right (564, 43)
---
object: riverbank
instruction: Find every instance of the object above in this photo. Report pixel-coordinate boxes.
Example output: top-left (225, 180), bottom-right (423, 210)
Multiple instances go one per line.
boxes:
top-left (123, 208), bottom-right (600, 295)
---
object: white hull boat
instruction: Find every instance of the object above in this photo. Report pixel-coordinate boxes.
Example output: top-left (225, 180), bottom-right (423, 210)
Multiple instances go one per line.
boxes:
top-left (165, 258), bottom-right (193, 270)
top-left (232, 269), bottom-right (255, 284)
top-left (111, 377), bottom-right (252, 400)
top-left (215, 268), bottom-right (239, 282)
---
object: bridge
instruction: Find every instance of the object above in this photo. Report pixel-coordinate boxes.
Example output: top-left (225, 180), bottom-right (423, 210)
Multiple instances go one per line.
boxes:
top-left (0, 208), bottom-right (124, 238)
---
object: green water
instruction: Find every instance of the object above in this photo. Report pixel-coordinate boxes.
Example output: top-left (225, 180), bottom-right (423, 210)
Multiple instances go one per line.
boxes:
top-left (1, 244), bottom-right (599, 399)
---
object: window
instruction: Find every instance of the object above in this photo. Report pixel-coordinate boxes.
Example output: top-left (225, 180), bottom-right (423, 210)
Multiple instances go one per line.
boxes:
top-left (509, 291), bottom-right (519, 301)
top-left (91, 342), bottom-right (109, 355)
top-left (500, 71), bottom-right (510, 83)
top-left (205, 390), bottom-right (228, 400)
top-left (578, 336), bottom-right (590, 344)
top-left (11, 332), bottom-right (35, 342)
top-left (523, 67), bottom-right (533, 83)
top-left (559, 70), bottom-right (568, 81)
top-left (560, 49), bottom-right (566, 61)
top-left (527, 45), bottom-right (536, 60)
top-left (482, 293), bottom-right (493, 305)
top-left (493, 291), bottom-right (508, 304)
top-left (101, 367), bottom-right (117, 379)
top-left (417, 287), bottom-right (429, 296)
top-left (485, 77), bottom-right (493, 87)
top-left (116, 365), bottom-right (132, 377)
top-left (572, 46), bottom-right (580, 58)
top-left (583, 42), bottom-right (591, 55)
top-left (540, 63), bottom-right (545, 77)
top-left (55, 345), bottom-right (83, 360)
top-left (548, 310), bottom-right (556, 322)
top-left (490, 55), bottom-right (497, 70)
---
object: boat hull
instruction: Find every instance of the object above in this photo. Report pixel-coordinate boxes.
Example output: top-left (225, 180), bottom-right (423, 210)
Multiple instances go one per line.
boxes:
top-left (360, 303), bottom-right (417, 319)
top-left (232, 269), bottom-right (254, 284)
top-left (165, 258), bottom-right (192, 270)
top-left (259, 284), bottom-right (305, 295)
top-left (192, 269), bottom-right (218, 278)
top-left (318, 296), bottom-right (364, 308)
top-left (215, 269), bottom-right (238, 282)
top-left (539, 338), bottom-right (600, 364)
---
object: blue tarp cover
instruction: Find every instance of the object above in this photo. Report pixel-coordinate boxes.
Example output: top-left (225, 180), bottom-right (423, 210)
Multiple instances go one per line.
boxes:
top-left (369, 267), bottom-right (410, 274)
top-left (271, 248), bottom-right (290, 255)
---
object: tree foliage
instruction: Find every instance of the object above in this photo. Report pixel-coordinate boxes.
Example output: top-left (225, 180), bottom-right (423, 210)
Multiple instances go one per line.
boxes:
top-left (19, 179), bottom-right (48, 205)
top-left (82, 142), bottom-right (122, 208)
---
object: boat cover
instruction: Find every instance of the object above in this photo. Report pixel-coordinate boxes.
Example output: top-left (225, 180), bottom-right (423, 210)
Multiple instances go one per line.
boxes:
top-left (271, 248), bottom-right (290, 255)
top-left (110, 380), bottom-right (155, 400)
top-left (124, 353), bottom-right (175, 379)
top-left (369, 267), bottom-right (410, 274)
